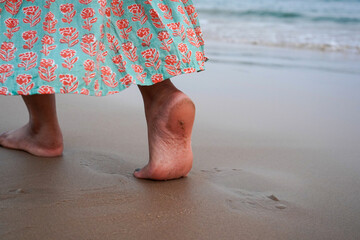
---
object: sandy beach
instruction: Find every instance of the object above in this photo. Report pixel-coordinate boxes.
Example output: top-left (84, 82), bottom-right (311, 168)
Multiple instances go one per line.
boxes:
top-left (1, 42), bottom-right (360, 239)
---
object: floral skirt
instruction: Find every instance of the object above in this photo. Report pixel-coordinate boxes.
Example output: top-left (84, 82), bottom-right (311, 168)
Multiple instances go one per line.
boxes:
top-left (0, 0), bottom-right (206, 96)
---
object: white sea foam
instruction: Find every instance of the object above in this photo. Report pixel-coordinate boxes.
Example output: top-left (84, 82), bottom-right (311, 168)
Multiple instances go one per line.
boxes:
top-left (196, 0), bottom-right (360, 54)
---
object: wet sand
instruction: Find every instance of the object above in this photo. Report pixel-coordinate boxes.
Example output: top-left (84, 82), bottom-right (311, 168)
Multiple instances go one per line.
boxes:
top-left (1, 44), bottom-right (360, 239)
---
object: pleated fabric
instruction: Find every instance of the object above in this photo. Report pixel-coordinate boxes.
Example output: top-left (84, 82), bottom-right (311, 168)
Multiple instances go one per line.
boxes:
top-left (0, 0), bottom-right (206, 96)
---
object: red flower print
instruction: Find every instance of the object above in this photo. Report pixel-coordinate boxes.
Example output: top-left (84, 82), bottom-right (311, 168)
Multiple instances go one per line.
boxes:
top-left (141, 48), bottom-right (156, 59)
top-left (105, 8), bottom-right (111, 18)
top-left (0, 64), bottom-right (13, 73)
top-left (83, 59), bottom-right (96, 85)
top-left (98, 0), bottom-right (106, 8)
top-left (157, 31), bottom-right (170, 41)
top-left (101, 66), bottom-right (112, 76)
top-left (107, 91), bottom-right (120, 96)
top-left (119, 74), bottom-right (133, 87)
top-left (194, 26), bottom-right (205, 46)
top-left (60, 4), bottom-right (74, 14)
top-left (0, 87), bottom-right (10, 96)
top-left (165, 55), bottom-right (178, 65)
top-left (122, 41), bottom-right (138, 62)
top-left (38, 59), bottom-right (57, 82)
top-left (187, 28), bottom-right (200, 47)
top-left (137, 28), bottom-right (152, 47)
top-left (16, 74), bottom-right (32, 85)
top-left (59, 27), bottom-right (76, 37)
top-left (158, 3), bottom-right (173, 20)
top-left (128, 4), bottom-right (148, 25)
top-left (165, 55), bottom-right (181, 76)
top-left (5, 18), bottom-right (19, 28)
top-left (196, 51), bottom-right (206, 70)
top-left (0, 64), bottom-right (14, 84)
top-left (40, 59), bottom-right (54, 68)
top-left (45, 11), bottom-right (55, 21)
top-left (116, 19), bottom-right (132, 40)
top-left (106, 33), bottom-right (120, 53)
top-left (81, 34), bottom-right (98, 56)
top-left (60, 74), bottom-right (78, 93)
top-left (196, 51), bottom-right (204, 61)
top-left (149, 9), bottom-right (165, 28)
top-left (128, 4), bottom-right (141, 14)
top-left (93, 79), bottom-right (102, 96)
top-left (23, 6), bottom-right (39, 16)
top-left (4, 18), bottom-right (20, 39)
top-left (59, 74), bottom-right (76, 86)
top-left (59, 27), bottom-right (79, 47)
top-left (111, 0), bottom-right (125, 17)
top-left (40, 35), bottom-right (56, 56)
top-left (112, 55), bottom-right (126, 72)
top-left (43, 12), bottom-right (58, 34)
top-left (167, 22), bottom-right (186, 40)
top-left (183, 68), bottom-right (196, 73)
top-left (142, 48), bottom-right (161, 70)
top-left (95, 41), bottom-right (108, 69)
top-left (116, 19), bottom-right (129, 29)
top-left (81, 7), bottom-right (95, 18)
top-left (185, 5), bottom-right (196, 15)
top-left (158, 31), bottom-right (173, 51)
top-left (22, 30), bottom-right (38, 50)
top-left (60, 49), bottom-right (78, 70)
top-left (178, 43), bottom-right (192, 64)
top-left (1, 42), bottom-right (14, 51)
top-left (132, 64), bottom-right (144, 73)
top-left (137, 28), bottom-right (150, 38)
top-left (83, 59), bottom-right (95, 72)
top-left (60, 49), bottom-right (76, 58)
top-left (0, 42), bottom-right (17, 62)
top-left (3, 0), bottom-right (22, 16)
top-left (38, 86), bottom-right (55, 94)
top-left (178, 43), bottom-right (188, 53)
top-left (22, 30), bottom-right (36, 40)
top-left (16, 74), bottom-right (34, 95)
top-left (80, 88), bottom-right (90, 95)
top-left (184, 5), bottom-right (198, 25)
top-left (81, 8), bottom-right (97, 31)
top-left (131, 64), bottom-right (147, 83)
top-left (18, 52), bottom-right (37, 70)
top-left (82, 34), bottom-right (96, 44)
top-left (23, 6), bottom-right (42, 27)
top-left (158, 3), bottom-right (169, 12)
top-left (41, 35), bottom-right (54, 45)
top-left (177, 6), bottom-right (191, 25)
top-left (60, 4), bottom-right (76, 23)
top-left (151, 74), bottom-right (163, 83)
top-left (101, 66), bottom-right (118, 88)
top-left (94, 79), bottom-right (100, 91)
top-left (44, 0), bottom-right (56, 9)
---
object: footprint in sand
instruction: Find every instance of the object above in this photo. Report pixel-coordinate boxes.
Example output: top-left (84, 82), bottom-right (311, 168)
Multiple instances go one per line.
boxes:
top-left (199, 167), bottom-right (289, 212)
top-left (68, 151), bottom-right (137, 178)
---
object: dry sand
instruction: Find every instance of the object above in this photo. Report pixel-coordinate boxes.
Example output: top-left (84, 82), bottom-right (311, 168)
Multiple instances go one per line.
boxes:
top-left (1, 44), bottom-right (360, 239)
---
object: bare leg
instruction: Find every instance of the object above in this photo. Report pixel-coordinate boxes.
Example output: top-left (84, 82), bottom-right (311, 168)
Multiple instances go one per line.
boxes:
top-left (0, 94), bottom-right (63, 157)
top-left (134, 79), bottom-right (195, 180)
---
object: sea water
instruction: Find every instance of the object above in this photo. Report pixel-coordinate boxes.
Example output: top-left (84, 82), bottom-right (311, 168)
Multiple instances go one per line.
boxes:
top-left (195, 0), bottom-right (360, 53)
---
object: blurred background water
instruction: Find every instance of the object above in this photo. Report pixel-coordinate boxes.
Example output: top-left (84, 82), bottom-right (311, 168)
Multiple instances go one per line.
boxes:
top-left (196, 0), bottom-right (360, 53)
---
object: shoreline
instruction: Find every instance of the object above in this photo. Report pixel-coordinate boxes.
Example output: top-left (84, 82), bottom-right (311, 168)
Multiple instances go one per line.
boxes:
top-left (1, 42), bottom-right (360, 239)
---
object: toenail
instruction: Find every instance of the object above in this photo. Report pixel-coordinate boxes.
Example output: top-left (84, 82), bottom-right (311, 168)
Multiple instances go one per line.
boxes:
top-left (134, 168), bottom-right (141, 172)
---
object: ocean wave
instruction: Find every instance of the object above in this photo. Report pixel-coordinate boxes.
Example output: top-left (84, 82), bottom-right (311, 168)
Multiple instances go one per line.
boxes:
top-left (202, 29), bottom-right (360, 54)
top-left (197, 8), bottom-right (360, 24)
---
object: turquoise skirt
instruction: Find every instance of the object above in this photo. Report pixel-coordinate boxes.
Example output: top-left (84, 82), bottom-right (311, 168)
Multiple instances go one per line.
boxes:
top-left (0, 0), bottom-right (206, 96)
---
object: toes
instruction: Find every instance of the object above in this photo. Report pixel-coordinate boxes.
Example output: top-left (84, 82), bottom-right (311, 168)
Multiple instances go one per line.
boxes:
top-left (133, 168), bottom-right (147, 179)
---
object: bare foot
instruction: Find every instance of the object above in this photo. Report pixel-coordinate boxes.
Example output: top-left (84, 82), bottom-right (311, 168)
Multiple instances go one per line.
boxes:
top-left (0, 123), bottom-right (63, 157)
top-left (134, 90), bottom-right (195, 180)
